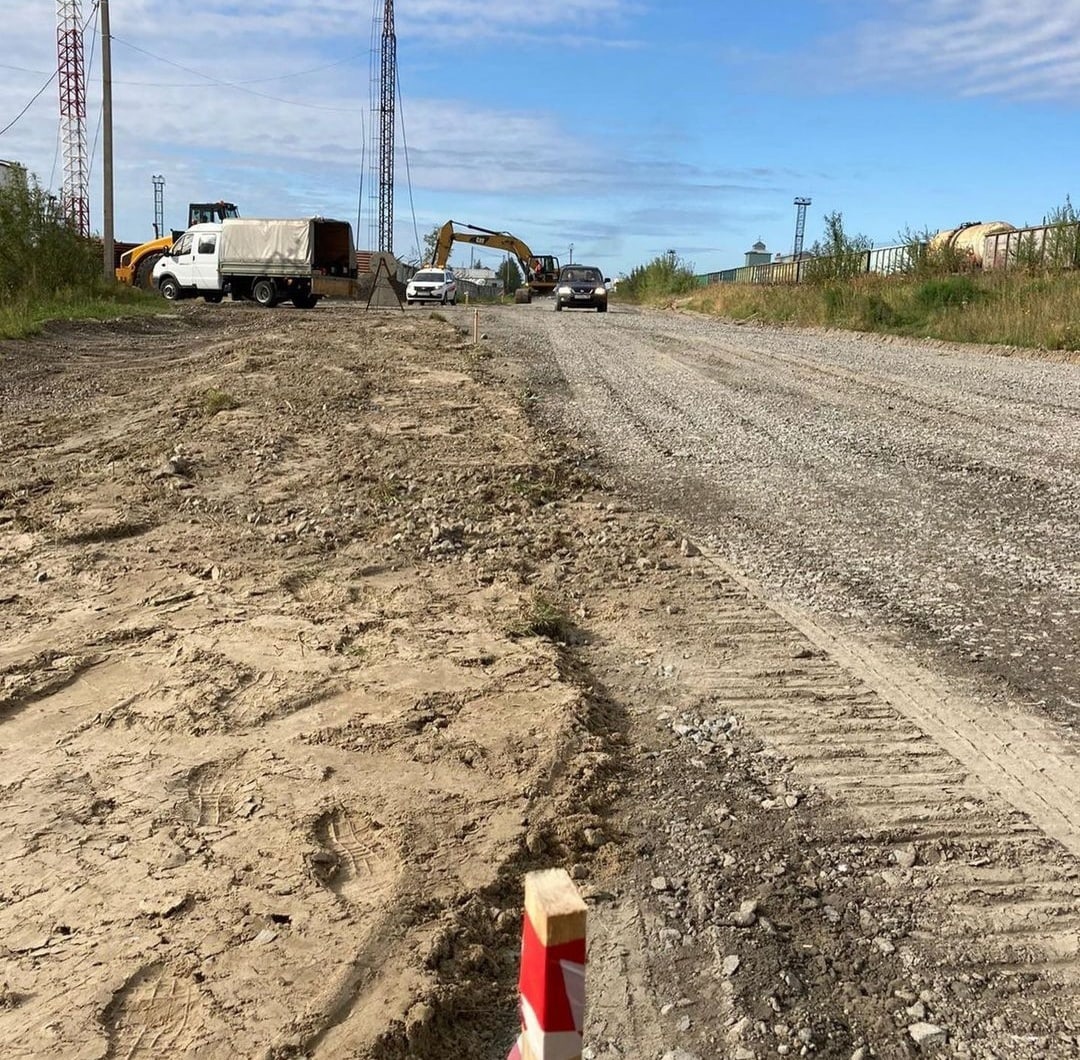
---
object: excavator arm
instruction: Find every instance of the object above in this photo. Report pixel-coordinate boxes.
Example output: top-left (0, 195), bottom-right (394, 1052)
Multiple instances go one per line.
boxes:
top-left (429, 220), bottom-right (560, 301)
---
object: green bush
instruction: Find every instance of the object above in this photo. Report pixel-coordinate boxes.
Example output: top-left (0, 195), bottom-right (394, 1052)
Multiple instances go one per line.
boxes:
top-left (857, 293), bottom-right (903, 329)
top-left (0, 173), bottom-right (100, 299)
top-left (822, 284), bottom-right (854, 322)
top-left (914, 276), bottom-right (980, 311)
top-left (804, 212), bottom-right (872, 284)
top-left (0, 168), bottom-right (162, 338)
top-left (619, 251), bottom-right (698, 302)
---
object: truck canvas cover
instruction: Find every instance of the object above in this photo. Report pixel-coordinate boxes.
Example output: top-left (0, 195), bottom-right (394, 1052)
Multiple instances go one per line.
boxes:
top-left (218, 218), bottom-right (355, 275)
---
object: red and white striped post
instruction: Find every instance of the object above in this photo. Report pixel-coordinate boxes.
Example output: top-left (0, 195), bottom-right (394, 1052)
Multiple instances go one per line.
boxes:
top-left (508, 868), bottom-right (587, 1060)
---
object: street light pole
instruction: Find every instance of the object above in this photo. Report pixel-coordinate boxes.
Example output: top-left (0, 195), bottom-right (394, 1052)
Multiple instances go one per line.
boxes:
top-left (568, 243), bottom-right (574, 265)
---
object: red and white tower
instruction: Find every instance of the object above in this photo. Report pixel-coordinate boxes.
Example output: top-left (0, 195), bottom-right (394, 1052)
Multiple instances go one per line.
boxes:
top-left (56, 0), bottom-right (89, 236)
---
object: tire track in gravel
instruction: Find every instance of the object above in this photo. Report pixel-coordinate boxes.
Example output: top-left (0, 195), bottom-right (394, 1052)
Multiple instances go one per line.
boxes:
top-left (675, 334), bottom-right (1080, 436)
top-left (665, 560), bottom-right (1080, 1004)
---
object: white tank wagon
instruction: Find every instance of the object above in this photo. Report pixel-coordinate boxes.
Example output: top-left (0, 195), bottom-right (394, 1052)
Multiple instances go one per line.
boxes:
top-left (930, 221), bottom-right (1015, 267)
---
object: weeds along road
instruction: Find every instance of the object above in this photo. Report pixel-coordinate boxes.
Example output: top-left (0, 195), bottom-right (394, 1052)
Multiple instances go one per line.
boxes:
top-left (488, 302), bottom-right (1080, 729)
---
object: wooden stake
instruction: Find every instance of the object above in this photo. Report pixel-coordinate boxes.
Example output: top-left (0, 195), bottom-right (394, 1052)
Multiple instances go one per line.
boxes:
top-left (510, 868), bottom-right (587, 1060)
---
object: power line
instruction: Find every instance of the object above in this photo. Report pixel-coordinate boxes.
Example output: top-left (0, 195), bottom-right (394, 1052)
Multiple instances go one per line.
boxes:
top-left (396, 66), bottom-right (419, 266)
top-left (0, 6), bottom-right (97, 138)
top-left (0, 72), bottom-right (57, 137)
top-left (1, 53), bottom-right (362, 89)
top-left (86, 5), bottom-right (102, 180)
top-left (110, 36), bottom-right (361, 112)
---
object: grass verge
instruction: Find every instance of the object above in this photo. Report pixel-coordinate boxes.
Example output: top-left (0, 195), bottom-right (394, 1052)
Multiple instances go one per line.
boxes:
top-left (680, 270), bottom-right (1080, 352)
top-left (0, 286), bottom-right (166, 341)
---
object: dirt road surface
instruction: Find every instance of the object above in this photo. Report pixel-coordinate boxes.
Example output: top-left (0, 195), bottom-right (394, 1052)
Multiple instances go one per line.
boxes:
top-left (2, 301), bottom-right (1078, 1059)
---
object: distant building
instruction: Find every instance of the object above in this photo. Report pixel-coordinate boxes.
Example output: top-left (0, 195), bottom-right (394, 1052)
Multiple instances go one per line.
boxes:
top-left (0, 159), bottom-right (26, 190)
top-left (455, 266), bottom-right (504, 298)
top-left (744, 239), bottom-right (771, 267)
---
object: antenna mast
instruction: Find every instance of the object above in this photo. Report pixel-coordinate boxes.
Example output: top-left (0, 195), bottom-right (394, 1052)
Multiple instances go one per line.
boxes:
top-left (56, 0), bottom-right (89, 236)
top-left (377, 0), bottom-right (395, 253)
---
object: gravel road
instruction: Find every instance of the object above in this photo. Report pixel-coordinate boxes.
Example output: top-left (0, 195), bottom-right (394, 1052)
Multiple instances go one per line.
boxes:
top-left (484, 304), bottom-right (1080, 728)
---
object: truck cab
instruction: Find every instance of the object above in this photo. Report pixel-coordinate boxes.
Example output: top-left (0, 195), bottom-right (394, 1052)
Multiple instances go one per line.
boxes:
top-left (186, 202), bottom-right (238, 226)
top-left (115, 203), bottom-right (240, 289)
top-left (154, 223), bottom-right (225, 303)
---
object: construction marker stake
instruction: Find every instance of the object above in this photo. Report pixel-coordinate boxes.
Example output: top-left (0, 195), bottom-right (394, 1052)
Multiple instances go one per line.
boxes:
top-left (474, 308), bottom-right (480, 344)
top-left (507, 868), bottom-right (587, 1060)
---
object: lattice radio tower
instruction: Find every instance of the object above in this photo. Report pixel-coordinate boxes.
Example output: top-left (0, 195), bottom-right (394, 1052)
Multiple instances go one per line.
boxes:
top-left (377, 0), bottom-right (396, 254)
top-left (793, 196), bottom-right (812, 262)
top-left (56, 0), bottom-right (89, 236)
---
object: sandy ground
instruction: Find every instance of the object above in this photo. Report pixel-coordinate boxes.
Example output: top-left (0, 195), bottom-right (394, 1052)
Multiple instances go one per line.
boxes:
top-left (2, 302), bottom-right (1079, 1059)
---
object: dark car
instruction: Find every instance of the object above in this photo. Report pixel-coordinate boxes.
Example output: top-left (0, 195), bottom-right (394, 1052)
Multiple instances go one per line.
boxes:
top-left (554, 265), bottom-right (610, 312)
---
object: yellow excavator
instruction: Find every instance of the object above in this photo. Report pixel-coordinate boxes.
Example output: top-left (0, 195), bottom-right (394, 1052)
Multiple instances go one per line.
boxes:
top-left (116, 201), bottom-right (240, 289)
top-left (430, 220), bottom-right (560, 303)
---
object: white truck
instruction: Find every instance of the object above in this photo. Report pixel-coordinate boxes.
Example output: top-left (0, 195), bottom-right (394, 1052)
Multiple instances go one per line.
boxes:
top-left (152, 217), bottom-right (356, 308)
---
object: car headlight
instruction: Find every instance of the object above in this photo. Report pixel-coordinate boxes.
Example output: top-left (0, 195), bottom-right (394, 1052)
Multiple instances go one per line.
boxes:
top-left (558, 285), bottom-right (572, 295)
top-left (594, 287), bottom-right (607, 296)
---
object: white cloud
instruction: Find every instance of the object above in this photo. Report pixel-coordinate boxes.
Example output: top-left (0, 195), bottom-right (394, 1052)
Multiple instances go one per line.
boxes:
top-left (0, 0), bottom-right (786, 270)
top-left (816, 0), bottom-right (1080, 101)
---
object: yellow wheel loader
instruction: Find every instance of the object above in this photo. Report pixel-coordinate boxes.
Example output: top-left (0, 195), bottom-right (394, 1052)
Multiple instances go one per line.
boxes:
top-left (116, 201), bottom-right (240, 289)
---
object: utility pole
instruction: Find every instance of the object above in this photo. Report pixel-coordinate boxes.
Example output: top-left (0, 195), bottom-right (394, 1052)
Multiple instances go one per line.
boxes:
top-left (152, 174), bottom-right (165, 239)
top-left (793, 197), bottom-right (811, 262)
top-left (101, 0), bottom-right (114, 279)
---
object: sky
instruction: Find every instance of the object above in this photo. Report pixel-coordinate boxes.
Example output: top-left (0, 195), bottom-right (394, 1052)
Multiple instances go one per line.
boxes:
top-left (2, 0), bottom-right (1080, 277)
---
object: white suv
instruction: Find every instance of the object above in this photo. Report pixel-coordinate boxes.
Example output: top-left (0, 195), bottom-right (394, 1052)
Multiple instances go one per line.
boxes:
top-left (406, 268), bottom-right (457, 305)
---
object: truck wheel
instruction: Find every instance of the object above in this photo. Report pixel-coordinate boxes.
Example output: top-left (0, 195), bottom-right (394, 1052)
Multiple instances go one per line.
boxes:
top-left (204, 293), bottom-right (223, 304)
top-left (292, 293), bottom-right (317, 309)
top-left (252, 279), bottom-right (277, 307)
top-left (135, 252), bottom-right (163, 291)
top-left (158, 275), bottom-right (181, 301)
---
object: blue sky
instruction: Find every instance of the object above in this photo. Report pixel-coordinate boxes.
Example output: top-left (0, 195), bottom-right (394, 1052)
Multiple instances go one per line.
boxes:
top-left (2, 0), bottom-right (1079, 276)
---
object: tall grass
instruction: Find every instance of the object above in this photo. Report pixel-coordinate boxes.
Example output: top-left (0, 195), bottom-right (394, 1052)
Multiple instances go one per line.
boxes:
top-left (803, 211), bottom-right (872, 283)
top-left (0, 170), bottom-right (161, 338)
top-left (682, 270), bottom-right (1080, 352)
top-left (618, 251), bottom-right (698, 302)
